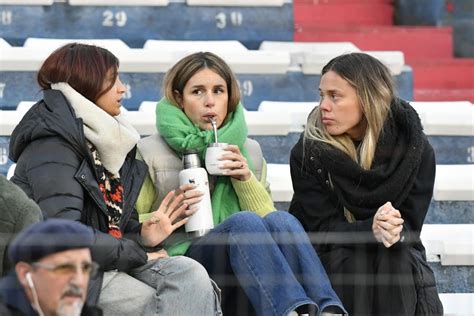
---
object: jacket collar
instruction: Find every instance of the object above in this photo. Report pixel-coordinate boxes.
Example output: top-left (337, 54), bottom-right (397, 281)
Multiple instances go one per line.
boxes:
top-left (0, 272), bottom-right (37, 316)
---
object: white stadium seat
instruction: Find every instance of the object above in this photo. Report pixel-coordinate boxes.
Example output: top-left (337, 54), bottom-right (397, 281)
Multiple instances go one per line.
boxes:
top-left (439, 293), bottom-right (474, 316)
top-left (421, 224), bottom-right (474, 266)
top-left (0, 0), bottom-right (52, 4)
top-left (411, 101), bottom-right (474, 136)
top-left (265, 163), bottom-right (474, 266)
top-left (144, 40), bottom-right (248, 53)
top-left (1, 41), bottom-right (290, 74)
top-left (258, 101), bottom-right (317, 132)
top-left (266, 163), bottom-right (474, 203)
top-left (68, 0), bottom-right (169, 5)
top-left (0, 38), bottom-right (11, 48)
top-left (434, 165), bottom-right (474, 201)
top-left (23, 37), bottom-right (131, 52)
top-left (258, 100), bottom-right (474, 135)
top-left (259, 41), bottom-right (405, 75)
top-left (259, 41), bottom-right (360, 70)
top-left (186, 0), bottom-right (285, 6)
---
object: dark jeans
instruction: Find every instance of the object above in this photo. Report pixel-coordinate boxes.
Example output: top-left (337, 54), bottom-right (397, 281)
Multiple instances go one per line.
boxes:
top-left (186, 211), bottom-right (346, 316)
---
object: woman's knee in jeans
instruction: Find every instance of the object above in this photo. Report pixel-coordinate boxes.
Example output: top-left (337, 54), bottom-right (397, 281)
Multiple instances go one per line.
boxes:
top-left (264, 211), bottom-right (303, 231)
top-left (225, 211), bottom-right (265, 232)
top-left (170, 256), bottom-right (214, 289)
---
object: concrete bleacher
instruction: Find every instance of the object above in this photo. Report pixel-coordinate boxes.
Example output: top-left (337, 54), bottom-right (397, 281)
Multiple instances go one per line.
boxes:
top-left (259, 41), bottom-right (406, 76)
top-left (257, 100), bottom-right (474, 165)
top-left (0, 0), bottom-right (472, 312)
top-left (0, 1), bottom-right (293, 48)
top-left (264, 162), bottom-right (474, 293)
top-left (0, 38), bottom-right (415, 111)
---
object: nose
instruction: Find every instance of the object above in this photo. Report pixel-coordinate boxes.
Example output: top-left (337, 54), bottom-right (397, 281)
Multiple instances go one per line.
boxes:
top-left (319, 96), bottom-right (331, 112)
top-left (117, 78), bottom-right (127, 94)
top-left (204, 91), bottom-right (215, 107)
top-left (70, 266), bottom-right (89, 288)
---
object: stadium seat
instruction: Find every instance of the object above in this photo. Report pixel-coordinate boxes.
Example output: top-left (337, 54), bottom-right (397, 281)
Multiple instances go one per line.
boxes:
top-left (265, 162), bottom-right (474, 203)
top-left (0, 0), bottom-right (52, 4)
top-left (23, 37), bottom-right (131, 52)
top-left (144, 39), bottom-right (248, 53)
top-left (69, 0), bottom-right (169, 5)
top-left (259, 41), bottom-right (405, 75)
top-left (439, 293), bottom-right (474, 316)
top-left (187, 0), bottom-right (285, 6)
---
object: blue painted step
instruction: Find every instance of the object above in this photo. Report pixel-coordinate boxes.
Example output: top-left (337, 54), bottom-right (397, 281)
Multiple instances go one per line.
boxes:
top-left (0, 69), bottom-right (414, 111)
top-left (0, 2), bottom-right (293, 48)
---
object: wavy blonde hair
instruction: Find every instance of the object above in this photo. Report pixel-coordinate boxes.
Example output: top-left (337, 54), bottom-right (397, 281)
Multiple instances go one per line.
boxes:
top-left (305, 53), bottom-right (395, 170)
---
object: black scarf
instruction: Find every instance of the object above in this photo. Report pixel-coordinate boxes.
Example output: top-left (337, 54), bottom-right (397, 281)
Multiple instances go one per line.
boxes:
top-left (307, 99), bottom-right (425, 219)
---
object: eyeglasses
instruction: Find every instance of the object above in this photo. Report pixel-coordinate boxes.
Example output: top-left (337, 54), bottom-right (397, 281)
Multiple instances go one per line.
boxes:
top-left (31, 261), bottom-right (99, 278)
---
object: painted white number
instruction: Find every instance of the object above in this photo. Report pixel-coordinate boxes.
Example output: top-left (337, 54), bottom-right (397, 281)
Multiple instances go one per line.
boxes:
top-left (0, 147), bottom-right (7, 165)
top-left (215, 12), bottom-right (226, 29)
top-left (115, 11), bottom-right (127, 27)
top-left (230, 11), bottom-right (243, 26)
top-left (102, 10), bottom-right (127, 27)
top-left (1, 10), bottom-right (12, 25)
top-left (237, 80), bottom-right (253, 97)
top-left (102, 10), bottom-right (114, 27)
top-left (467, 146), bottom-right (474, 163)
top-left (241, 80), bottom-right (253, 97)
top-left (123, 83), bottom-right (132, 100)
top-left (0, 83), bottom-right (5, 99)
top-left (215, 11), bottom-right (243, 29)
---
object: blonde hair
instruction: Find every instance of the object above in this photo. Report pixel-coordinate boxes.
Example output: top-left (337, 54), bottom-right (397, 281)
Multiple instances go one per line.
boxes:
top-left (305, 53), bottom-right (395, 170)
top-left (163, 52), bottom-right (241, 113)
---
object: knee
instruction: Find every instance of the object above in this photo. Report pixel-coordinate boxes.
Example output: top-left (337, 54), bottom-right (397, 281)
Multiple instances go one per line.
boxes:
top-left (264, 211), bottom-right (303, 230)
top-left (171, 256), bottom-right (212, 289)
top-left (224, 211), bottom-right (265, 232)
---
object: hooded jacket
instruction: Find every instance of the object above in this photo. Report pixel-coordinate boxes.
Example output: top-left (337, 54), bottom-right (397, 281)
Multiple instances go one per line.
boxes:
top-left (8, 90), bottom-right (148, 302)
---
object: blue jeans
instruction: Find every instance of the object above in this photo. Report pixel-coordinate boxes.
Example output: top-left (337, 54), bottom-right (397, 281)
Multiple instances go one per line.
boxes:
top-left (99, 256), bottom-right (222, 315)
top-left (186, 211), bottom-right (346, 316)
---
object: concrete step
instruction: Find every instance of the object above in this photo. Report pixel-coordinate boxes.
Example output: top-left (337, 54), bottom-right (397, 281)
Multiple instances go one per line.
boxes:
top-left (294, 26), bottom-right (453, 62)
top-left (0, 2), bottom-right (293, 48)
top-left (294, 2), bottom-right (393, 27)
top-left (0, 39), bottom-right (414, 110)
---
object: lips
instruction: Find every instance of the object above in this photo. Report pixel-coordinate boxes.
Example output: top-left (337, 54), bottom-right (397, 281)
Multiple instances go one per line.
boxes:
top-left (203, 113), bottom-right (217, 120)
top-left (322, 117), bottom-right (334, 124)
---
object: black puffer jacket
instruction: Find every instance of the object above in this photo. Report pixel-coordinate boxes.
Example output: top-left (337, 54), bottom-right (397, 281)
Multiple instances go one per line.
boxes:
top-left (9, 90), bottom-right (148, 303)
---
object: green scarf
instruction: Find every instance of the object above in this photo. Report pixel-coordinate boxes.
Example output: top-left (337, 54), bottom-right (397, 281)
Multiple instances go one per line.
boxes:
top-left (156, 98), bottom-right (253, 255)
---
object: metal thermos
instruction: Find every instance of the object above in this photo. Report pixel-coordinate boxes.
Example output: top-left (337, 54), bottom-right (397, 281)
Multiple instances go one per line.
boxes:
top-left (179, 151), bottom-right (214, 238)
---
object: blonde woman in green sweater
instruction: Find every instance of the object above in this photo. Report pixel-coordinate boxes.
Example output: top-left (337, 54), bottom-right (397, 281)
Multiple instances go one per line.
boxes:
top-left (136, 52), bottom-right (346, 316)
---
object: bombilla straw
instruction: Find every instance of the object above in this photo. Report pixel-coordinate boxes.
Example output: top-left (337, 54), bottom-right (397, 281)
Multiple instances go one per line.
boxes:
top-left (209, 117), bottom-right (218, 143)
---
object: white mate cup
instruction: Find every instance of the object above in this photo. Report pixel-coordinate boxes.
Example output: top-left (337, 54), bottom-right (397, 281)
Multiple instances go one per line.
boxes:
top-left (205, 143), bottom-right (231, 175)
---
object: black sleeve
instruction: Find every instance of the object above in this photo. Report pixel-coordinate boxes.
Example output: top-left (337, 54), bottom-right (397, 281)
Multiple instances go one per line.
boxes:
top-left (396, 138), bottom-right (436, 246)
top-left (289, 136), bottom-right (377, 251)
top-left (16, 139), bottom-right (147, 271)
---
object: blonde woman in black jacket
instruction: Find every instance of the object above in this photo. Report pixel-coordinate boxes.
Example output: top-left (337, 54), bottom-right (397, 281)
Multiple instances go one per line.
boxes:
top-left (289, 53), bottom-right (443, 316)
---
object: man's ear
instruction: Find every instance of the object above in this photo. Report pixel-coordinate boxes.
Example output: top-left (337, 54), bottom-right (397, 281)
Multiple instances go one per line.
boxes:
top-left (15, 262), bottom-right (32, 288)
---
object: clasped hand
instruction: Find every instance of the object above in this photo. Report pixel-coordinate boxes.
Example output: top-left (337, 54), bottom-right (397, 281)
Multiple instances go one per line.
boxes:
top-left (372, 201), bottom-right (404, 248)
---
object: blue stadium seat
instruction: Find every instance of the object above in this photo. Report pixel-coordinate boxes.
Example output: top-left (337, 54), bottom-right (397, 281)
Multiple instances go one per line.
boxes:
top-left (0, 2), bottom-right (293, 48)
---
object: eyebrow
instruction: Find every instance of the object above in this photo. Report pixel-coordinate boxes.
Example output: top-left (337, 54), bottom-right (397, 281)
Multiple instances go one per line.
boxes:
top-left (319, 88), bottom-right (342, 93)
top-left (190, 84), bottom-right (226, 89)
